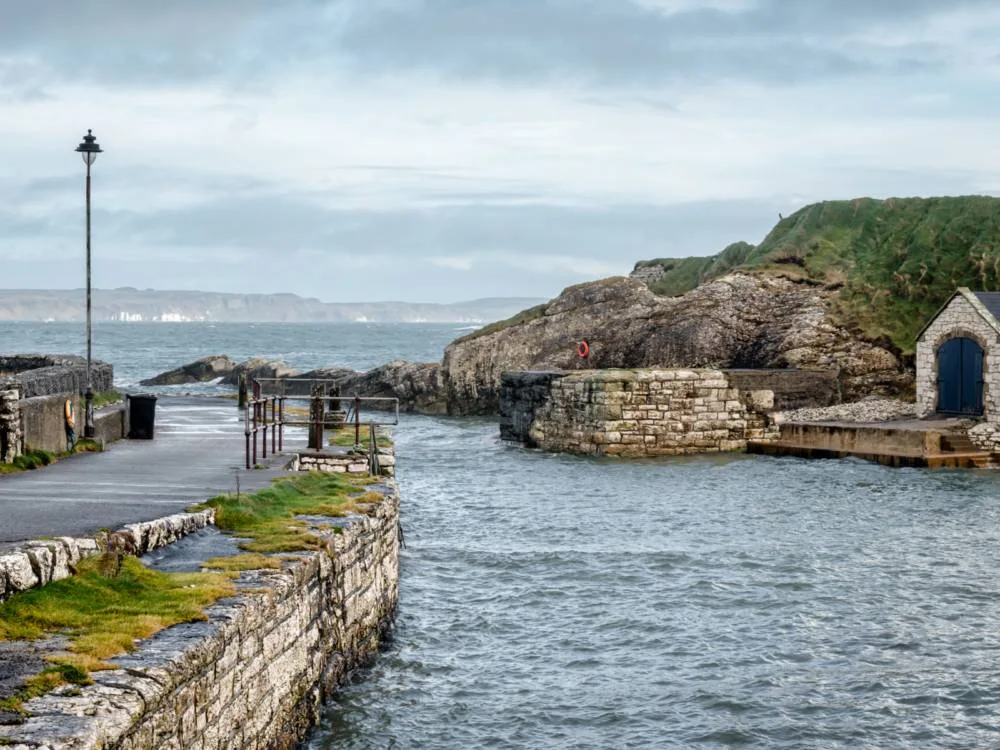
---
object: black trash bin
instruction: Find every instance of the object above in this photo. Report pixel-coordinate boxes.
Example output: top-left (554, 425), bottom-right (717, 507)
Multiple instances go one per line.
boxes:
top-left (128, 394), bottom-right (157, 439)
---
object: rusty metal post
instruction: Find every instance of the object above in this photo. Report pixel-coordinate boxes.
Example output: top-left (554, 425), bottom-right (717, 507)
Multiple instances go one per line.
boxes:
top-left (271, 397), bottom-right (277, 454)
top-left (278, 397), bottom-right (284, 452)
top-left (308, 383), bottom-right (324, 450)
top-left (252, 381), bottom-right (259, 467)
top-left (262, 397), bottom-right (268, 460)
top-left (244, 399), bottom-right (251, 471)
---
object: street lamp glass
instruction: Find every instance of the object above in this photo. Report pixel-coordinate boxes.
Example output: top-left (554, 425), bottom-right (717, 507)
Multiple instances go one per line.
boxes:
top-left (74, 129), bottom-right (103, 166)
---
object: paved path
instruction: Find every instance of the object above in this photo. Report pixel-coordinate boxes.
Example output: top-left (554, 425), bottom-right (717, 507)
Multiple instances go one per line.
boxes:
top-left (0, 397), bottom-right (288, 548)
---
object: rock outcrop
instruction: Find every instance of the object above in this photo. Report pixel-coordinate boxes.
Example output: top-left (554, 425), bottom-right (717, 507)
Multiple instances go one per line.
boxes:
top-left (339, 361), bottom-right (448, 415)
top-left (222, 357), bottom-right (299, 386)
top-left (441, 273), bottom-right (910, 415)
top-left (140, 355), bottom-right (237, 386)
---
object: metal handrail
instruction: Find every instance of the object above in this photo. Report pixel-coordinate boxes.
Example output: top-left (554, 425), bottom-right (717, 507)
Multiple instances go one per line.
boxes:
top-left (244, 380), bottom-right (398, 469)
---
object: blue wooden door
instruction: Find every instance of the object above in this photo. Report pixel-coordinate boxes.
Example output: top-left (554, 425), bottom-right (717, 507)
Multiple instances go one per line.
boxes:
top-left (937, 337), bottom-right (984, 415)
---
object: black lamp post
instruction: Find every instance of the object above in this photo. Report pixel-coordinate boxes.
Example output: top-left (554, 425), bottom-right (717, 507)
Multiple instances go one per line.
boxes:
top-left (75, 129), bottom-right (102, 438)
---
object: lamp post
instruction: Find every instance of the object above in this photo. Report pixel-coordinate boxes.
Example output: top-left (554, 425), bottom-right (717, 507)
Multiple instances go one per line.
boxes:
top-left (75, 129), bottom-right (102, 439)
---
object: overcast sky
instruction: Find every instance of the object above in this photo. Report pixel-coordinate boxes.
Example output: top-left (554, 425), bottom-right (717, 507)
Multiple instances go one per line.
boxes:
top-left (1, 0), bottom-right (999, 303)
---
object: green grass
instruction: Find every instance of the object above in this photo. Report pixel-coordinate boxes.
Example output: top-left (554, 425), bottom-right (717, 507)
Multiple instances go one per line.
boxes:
top-left (329, 424), bottom-right (393, 448)
top-left (92, 390), bottom-right (123, 409)
top-left (198, 473), bottom-right (383, 554)
top-left (202, 553), bottom-right (282, 572)
top-left (0, 449), bottom-right (55, 475)
top-left (0, 556), bottom-right (234, 713)
top-left (634, 196), bottom-right (1000, 353)
top-left (449, 302), bottom-right (548, 345)
top-left (0, 440), bottom-right (103, 475)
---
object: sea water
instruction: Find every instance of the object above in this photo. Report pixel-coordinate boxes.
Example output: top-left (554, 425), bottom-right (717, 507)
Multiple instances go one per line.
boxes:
top-left (3, 321), bottom-right (1000, 748)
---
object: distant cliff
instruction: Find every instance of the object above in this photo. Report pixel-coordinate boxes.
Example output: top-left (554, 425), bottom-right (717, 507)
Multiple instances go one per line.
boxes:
top-left (0, 289), bottom-right (545, 324)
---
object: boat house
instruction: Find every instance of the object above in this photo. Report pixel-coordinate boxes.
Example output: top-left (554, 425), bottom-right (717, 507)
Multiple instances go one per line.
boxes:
top-left (916, 289), bottom-right (1000, 421)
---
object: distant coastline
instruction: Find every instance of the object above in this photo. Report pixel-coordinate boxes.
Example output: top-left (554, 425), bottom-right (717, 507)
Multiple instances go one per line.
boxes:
top-left (0, 288), bottom-right (544, 324)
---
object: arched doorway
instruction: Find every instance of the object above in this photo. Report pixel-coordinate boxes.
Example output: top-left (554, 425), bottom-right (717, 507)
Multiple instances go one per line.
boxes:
top-left (937, 337), bottom-right (984, 415)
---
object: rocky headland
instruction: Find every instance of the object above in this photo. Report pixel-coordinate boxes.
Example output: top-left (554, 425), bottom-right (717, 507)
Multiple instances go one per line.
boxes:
top-left (145, 196), bottom-right (1000, 416)
top-left (144, 272), bottom-right (908, 416)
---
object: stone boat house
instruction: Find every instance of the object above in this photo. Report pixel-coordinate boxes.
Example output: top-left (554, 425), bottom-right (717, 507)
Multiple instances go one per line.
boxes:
top-left (916, 288), bottom-right (1000, 421)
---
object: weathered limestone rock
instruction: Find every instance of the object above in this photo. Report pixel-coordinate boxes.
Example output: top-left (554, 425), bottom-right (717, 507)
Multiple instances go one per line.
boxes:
top-left (0, 387), bottom-right (22, 463)
top-left (338, 360), bottom-right (447, 414)
top-left (139, 355), bottom-right (237, 386)
top-left (444, 273), bottom-right (908, 415)
top-left (222, 357), bottom-right (300, 386)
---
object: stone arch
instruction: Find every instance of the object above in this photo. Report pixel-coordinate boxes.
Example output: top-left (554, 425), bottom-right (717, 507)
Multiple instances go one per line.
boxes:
top-left (932, 327), bottom-right (989, 416)
top-left (931, 326), bottom-right (991, 353)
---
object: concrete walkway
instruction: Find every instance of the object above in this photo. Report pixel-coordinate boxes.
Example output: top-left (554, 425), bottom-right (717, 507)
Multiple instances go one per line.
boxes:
top-left (0, 397), bottom-right (288, 548)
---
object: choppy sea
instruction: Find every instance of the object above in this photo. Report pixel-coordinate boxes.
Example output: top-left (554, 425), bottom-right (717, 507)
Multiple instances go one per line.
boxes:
top-left (4, 321), bottom-right (1000, 749)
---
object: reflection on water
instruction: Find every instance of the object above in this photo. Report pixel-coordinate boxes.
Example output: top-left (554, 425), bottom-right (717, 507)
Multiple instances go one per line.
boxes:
top-left (307, 415), bottom-right (1000, 749)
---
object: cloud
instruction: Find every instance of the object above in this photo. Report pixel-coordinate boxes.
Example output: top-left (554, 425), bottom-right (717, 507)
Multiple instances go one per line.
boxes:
top-left (1, 1), bottom-right (999, 302)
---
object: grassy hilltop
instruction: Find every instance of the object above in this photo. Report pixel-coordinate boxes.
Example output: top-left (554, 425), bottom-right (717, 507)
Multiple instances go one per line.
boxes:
top-left (634, 196), bottom-right (1000, 353)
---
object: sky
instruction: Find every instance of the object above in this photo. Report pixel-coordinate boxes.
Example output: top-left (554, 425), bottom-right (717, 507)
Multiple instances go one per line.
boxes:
top-left (1, 0), bottom-right (999, 303)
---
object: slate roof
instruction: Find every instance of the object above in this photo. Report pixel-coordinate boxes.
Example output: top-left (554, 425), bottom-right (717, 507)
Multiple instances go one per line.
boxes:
top-left (973, 292), bottom-right (1000, 323)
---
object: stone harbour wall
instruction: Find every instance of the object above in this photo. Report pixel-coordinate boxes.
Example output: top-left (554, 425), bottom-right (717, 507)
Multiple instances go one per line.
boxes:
top-left (502, 369), bottom-right (780, 457)
top-left (0, 487), bottom-right (400, 750)
top-left (498, 371), bottom-right (566, 443)
top-left (0, 355), bottom-right (114, 400)
top-left (294, 447), bottom-right (397, 477)
top-left (1, 357), bottom-right (120, 462)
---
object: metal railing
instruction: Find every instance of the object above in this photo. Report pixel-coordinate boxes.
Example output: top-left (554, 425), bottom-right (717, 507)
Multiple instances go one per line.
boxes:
top-left (244, 379), bottom-right (398, 470)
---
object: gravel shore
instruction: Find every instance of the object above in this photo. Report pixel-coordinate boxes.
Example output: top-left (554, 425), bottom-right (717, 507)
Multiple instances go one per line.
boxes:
top-left (773, 399), bottom-right (917, 424)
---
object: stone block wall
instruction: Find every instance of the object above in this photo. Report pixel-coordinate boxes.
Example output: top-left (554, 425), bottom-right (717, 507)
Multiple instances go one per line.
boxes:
top-left (723, 369), bottom-right (840, 410)
top-left (296, 447), bottom-right (397, 477)
top-left (503, 369), bottom-right (779, 457)
top-left (0, 355), bottom-right (113, 399)
top-left (498, 371), bottom-right (566, 442)
top-left (0, 357), bottom-right (122, 461)
top-left (915, 292), bottom-right (1000, 422)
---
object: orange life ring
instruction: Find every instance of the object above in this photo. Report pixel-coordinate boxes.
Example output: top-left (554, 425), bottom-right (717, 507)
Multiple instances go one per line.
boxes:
top-left (577, 340), bottom-right (590, 359)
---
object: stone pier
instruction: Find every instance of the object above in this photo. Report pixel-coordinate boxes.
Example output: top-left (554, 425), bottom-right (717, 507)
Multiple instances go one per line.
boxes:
top-left (501, 368), bottom-right (781, 457)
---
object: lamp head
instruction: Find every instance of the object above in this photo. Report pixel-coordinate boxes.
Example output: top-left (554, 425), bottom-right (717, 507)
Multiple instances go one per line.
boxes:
top-left (75, 129), bottom-right (103, 166)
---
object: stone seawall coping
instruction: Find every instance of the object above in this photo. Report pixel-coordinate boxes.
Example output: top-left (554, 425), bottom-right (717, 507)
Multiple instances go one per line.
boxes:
top-left (0, 510), bottom-right (217, 603)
